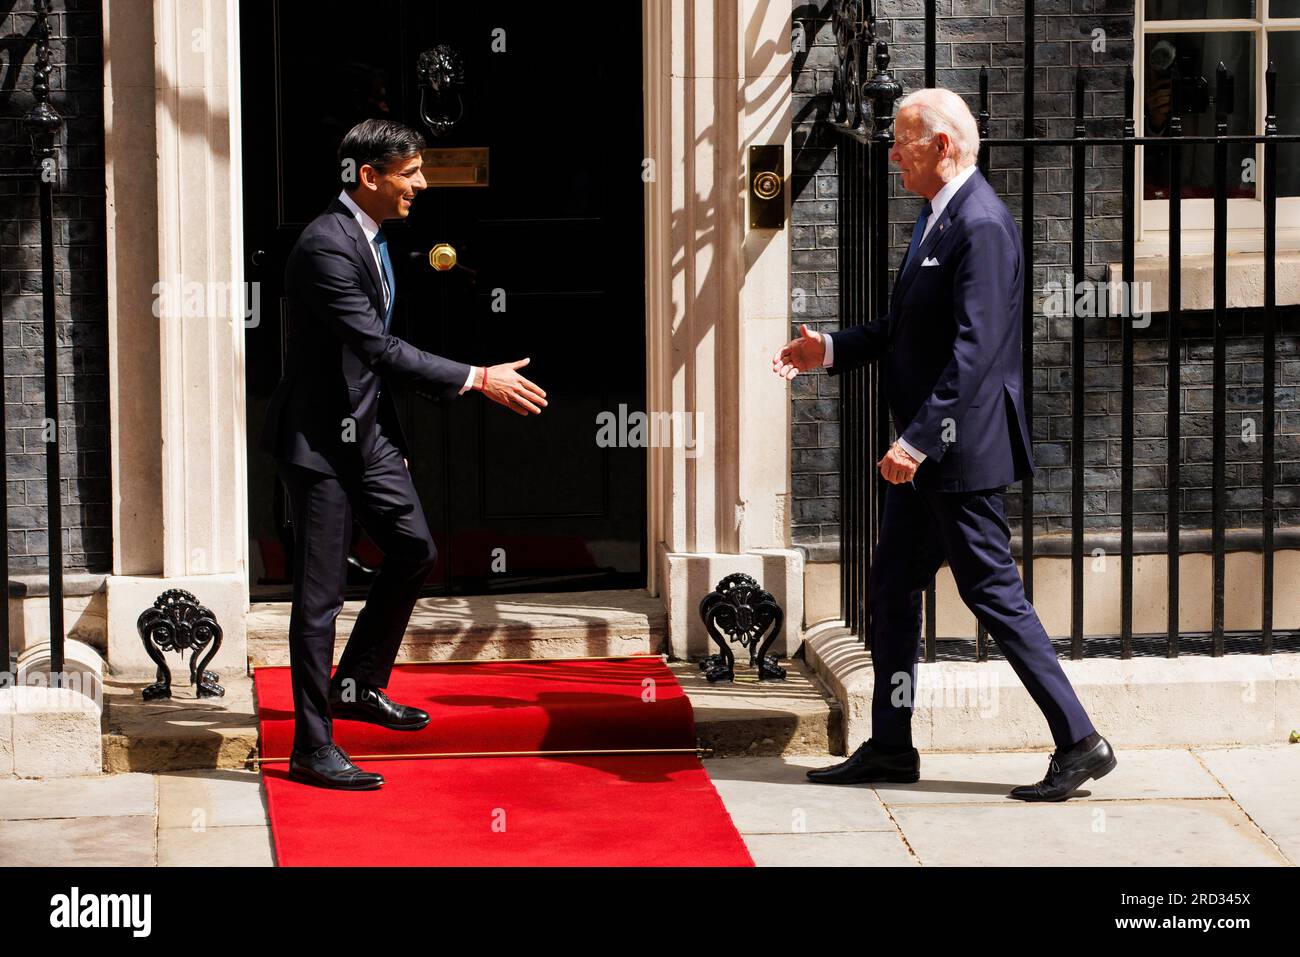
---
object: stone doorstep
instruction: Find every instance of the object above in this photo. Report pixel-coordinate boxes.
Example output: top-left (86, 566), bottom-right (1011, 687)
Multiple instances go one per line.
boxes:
top-left (674, 659), bottom-right (843, 757)
top-left (101, 673), bottom-right (259, 774)
top-left (97, 657), bottom-right (843, 773)
top-left (245, 588), bottom-right (667, 667)
top-left (803, 621), bottom-right (1300, 753)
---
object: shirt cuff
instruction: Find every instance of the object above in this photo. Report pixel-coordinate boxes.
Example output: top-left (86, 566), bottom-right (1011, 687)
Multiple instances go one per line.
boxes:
top-left (822, 331), bottom-right (834, 369)
top-left (896, 436), bottom-right (927, 464)
top-left (459, 366), bottom-right (479, 395)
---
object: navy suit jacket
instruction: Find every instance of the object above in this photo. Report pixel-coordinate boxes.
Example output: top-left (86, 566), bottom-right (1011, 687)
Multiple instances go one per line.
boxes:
top-left (260, 198), bottom-right (472, 477)
top-left (827, 167), bottom-right (1035, 492)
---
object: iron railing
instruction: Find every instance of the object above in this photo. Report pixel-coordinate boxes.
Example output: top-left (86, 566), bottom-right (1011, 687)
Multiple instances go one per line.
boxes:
top-left (828, 1), bottom-right (1299, 661)
top-left (1, 0), bottom-right (67, 685)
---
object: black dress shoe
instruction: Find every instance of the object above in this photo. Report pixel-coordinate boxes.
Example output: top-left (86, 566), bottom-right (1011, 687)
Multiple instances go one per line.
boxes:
top-left (806, 739), bottom-right (920, 785)
top-left (328, 680), bottom-right (430, 731)
top-left (288, 743), bottom-right (384, 790)
top-left (1010, 736), bottom-right (1117, 802)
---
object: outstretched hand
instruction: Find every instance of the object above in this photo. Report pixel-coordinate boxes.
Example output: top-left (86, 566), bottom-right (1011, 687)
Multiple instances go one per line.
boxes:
top-left (480, 357), bottom-right (548, 415)
top-left (772, 324), bottom-right (826, 380)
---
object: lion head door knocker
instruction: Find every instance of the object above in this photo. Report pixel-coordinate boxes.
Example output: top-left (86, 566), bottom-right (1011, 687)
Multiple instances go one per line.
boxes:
top-left (697, 573), bottom-right (786, 683)
top-left (416, 44), bottom-right (465, 138)
top-left (135, 589), bottom-right (225, 700)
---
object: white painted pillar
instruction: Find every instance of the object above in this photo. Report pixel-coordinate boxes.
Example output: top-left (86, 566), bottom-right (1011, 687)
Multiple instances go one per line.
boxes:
top-left (103, 0), bottom-right (248, 676)
top-left (643, 0), bottom-right (802, 657)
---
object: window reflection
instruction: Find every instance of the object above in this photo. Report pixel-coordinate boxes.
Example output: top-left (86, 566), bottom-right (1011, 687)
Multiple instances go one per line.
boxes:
top-left (1143, 32), bottom-right (1256, 200)
top-left (1145, 0), bottom-right (1256, 18)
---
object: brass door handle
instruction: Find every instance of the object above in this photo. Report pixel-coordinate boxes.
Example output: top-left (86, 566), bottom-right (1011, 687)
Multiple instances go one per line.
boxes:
top-left (428, 243), bottom-right (458, 271)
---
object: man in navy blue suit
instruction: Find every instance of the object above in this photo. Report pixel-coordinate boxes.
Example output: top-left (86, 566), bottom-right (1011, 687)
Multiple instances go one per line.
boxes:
top-left (773, 89), bottom-right (1116, 801)
top-left (262, 119), bottom-right (548, 790)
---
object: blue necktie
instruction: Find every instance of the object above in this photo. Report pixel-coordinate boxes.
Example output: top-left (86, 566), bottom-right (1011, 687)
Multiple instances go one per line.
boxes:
top-left (374, 230), bottom-right (395, 332)
top-left (901, 201), bottom-right (933, 272)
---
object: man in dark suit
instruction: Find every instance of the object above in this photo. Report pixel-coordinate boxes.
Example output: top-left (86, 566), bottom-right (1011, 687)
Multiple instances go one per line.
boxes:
top-left (261, 118), bottom-right (548, 790)
top-left (773, 89), bottom-right (1116, 801)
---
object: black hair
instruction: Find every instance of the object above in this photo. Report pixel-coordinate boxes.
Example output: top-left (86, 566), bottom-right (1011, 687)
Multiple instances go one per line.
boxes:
top-left (337, 118), bottom-right (426, 191)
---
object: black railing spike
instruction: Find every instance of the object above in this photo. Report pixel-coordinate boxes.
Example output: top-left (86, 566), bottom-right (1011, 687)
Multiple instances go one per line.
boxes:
top-left (979, 65), bottom-right (990, 126)
top-left (1074, 67), bottom-right (1085, 136)
top-left (1216, 61), bottom-right (1233, 120)
top-left (1124, 66), bottom-right (1134, 131)
top-left (1265, 60), bottom-right (1276, 131)
top-left (978, 65), bottom-right (990, 171)
top-left (1170, 61), bottom-right (1182, 135)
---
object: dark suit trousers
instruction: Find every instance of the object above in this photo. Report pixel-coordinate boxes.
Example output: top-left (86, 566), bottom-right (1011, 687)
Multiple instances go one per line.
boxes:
top-left (275, 427), bottom-right (437, 752)
top-left (869, 481), bottom-right (1095, 752)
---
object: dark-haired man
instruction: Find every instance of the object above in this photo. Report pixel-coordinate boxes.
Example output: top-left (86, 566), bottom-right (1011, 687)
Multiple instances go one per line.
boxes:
top-left (260, 118), bottom-right (549, 790)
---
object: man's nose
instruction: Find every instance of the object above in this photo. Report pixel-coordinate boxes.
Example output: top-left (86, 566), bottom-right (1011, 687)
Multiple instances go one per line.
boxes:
top-left (414, 172), bottom-right (426, 191)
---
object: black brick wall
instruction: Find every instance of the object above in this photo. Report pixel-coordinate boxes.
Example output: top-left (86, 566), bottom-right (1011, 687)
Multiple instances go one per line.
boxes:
top-left (791, 0), bottom-right (1300, 548)
top-left (0, 0), bottom-right (110, 573)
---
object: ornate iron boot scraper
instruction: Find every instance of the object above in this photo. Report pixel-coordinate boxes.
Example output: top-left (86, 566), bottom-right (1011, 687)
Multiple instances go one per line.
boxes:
top-left (698, 573), bottom-right (786, 682)
top-left (136, 589), bottom-right (225, 700)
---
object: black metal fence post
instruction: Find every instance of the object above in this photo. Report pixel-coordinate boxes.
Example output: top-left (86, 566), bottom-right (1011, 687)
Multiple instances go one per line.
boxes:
top-left (1212, 62), bottom-right (1231, 658)
top-left (1020, 1), bottom-right (1037, 606)
top-left (1071, 68), bottom-right (1086, 661)
top-left (1166, 65), bottom-right (1184, 658)
top-left (7, 0), bottom-right (66, 686)
top-left (1262, 61), bottom-right (1278, 655)
top-left (1120, 68), bottom-right (1136, 660)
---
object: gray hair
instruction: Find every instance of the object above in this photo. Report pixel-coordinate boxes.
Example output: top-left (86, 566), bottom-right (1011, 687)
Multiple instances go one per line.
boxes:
top-left (896, 88), bottom-right (980, 167)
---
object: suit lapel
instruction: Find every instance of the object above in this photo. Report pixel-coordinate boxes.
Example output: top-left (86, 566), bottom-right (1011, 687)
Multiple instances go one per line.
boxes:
top-left (889, 167), bottom-right (987, 339)
top-left (329, 198), bottom-right (384, 311)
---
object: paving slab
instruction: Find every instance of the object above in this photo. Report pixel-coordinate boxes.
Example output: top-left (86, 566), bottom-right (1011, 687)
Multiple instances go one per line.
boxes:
top-left (704, 755), bottom-right (895, 834)
top-left (157, 824), bottom-right (275, 867)
top-left (868, 747), bottom-right (1225, 806)
top-left (1192, 744), bottom-right (1300, 864)
top-left (890, 799), bottom-right (1289, 866)
top-left (0, 814), bottom-right (156, 866)
top-left (741, 831), bottom-right (916, 867)
top-left (0, 772), bottom-right (155, 821)
top-left (157, 769), bottom-right (268, 829)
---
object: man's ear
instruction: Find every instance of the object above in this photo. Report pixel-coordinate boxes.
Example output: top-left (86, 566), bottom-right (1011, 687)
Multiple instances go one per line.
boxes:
top-left (358, 163), bottom-right (381, 192)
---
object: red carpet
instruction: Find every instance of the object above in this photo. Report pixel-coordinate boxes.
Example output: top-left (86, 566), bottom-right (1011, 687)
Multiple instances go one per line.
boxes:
top-left (254, 658), bottom-right (754, 867)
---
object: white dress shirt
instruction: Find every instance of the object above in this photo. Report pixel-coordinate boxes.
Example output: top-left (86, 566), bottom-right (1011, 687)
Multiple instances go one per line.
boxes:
top-left (822, 163), bottom-right (979, 464)
top-left (337, 190), bottom-right (478, 395)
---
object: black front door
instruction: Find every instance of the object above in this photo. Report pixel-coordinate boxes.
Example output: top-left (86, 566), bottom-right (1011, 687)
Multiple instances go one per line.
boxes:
top-left (241, 3), bottom-right (646, 598)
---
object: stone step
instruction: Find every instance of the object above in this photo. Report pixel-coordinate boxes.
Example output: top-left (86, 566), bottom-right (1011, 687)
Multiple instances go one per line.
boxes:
top-left (803, 620), bottom-right (1300, 751)
top-left (100, 653), bottom-right (842, 773)
top-left (101, 673), bottom-right (259, 774)
top-left (246, 588), bottom-right (666, 667)
top-left (674, 658), bottom-right (843, 757)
